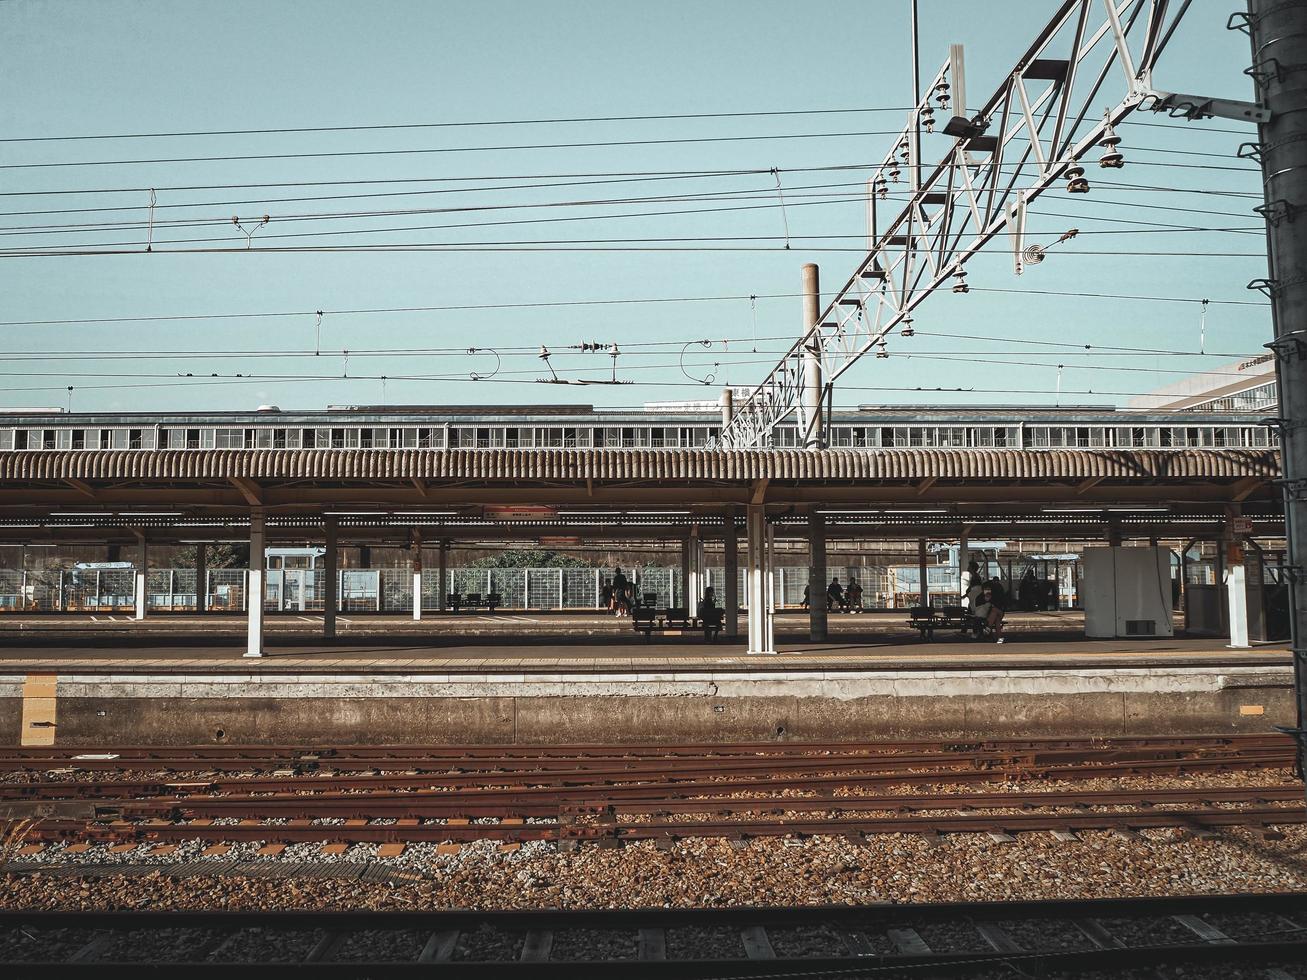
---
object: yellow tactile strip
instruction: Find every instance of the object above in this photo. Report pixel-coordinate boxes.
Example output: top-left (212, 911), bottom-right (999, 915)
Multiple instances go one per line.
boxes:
top-left (20, 672), bottom-right (57, 746)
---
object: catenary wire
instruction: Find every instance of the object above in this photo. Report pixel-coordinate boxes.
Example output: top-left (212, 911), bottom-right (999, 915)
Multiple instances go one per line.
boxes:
top-left (0, 286), bottom-right (1262, 329)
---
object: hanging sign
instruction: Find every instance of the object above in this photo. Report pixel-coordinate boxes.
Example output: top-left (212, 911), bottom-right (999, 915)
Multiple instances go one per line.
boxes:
top-left (483, 505), bottom-right (558, 521)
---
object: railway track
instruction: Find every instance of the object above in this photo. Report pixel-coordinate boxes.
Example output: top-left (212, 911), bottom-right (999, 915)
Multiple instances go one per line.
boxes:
top-left (1, 734), bottom-right (1300, 848)
top-left (0, 733), bottom-right (1288, 768)
top-left (1, 894), bottom-right (1305, 975)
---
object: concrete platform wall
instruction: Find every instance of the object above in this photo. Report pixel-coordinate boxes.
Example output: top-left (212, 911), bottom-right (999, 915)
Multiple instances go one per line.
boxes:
top-left (0, 667), bottom-right (1291, 744)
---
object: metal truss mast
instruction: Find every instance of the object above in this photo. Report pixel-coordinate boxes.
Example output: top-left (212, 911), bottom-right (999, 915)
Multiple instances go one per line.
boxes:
top-left (713, 0), bottom-right (1190, 449)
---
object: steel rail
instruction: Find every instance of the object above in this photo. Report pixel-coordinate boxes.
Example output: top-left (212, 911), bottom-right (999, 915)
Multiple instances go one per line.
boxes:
top-left (22, 802), bottom-right (1305, 844)
top-left (0, 733), bottom-right (1285, 764)
top-left (2, 751), bottom-right (1291, 802)
top-left (2, 895), bottom-right (1305, 975)
top-left (90, 783), bottom-right (1305, 821)
top-left (0, 741), bottom-right (1287, 775)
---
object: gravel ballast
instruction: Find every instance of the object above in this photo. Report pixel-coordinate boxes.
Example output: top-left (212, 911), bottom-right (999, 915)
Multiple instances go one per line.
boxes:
top-left (7, 825), bottom-right (1307, 912)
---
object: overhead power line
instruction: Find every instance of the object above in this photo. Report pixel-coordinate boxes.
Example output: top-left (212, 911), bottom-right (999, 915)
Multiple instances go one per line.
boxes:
top-left (0, 130), bottom-right (905, 170)
top-left (0, 105), bottom-right (1255, 143)
top-left (0, 287), bottom-right (1262, 329)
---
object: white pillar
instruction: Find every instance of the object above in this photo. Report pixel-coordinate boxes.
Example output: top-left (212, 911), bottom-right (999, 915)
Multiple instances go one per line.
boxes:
top-left (680, 533), bottom-right (691, 610)
top-left (723, 509), bottom-right (739, 637)
top-left (411, 539), bottom-right (423, 621)
top-left (245, 512), bottom-right (266, 658)
top-left (438, 540), bottom-right (449, 611)
top-left (746, 504), bottom-right (775, 654)
top-left (957, 528), bottom-right (970, 598)
top-left (765, 521), bottom-right (776, 652)
top-left (195, 542), bottom-right (208, 614)
top-left (323, 518), bottom-right (338, 638)
top-left (687, 526), bottom-right (701, 619)
top-left (1227, 545), bottom-right (1250, 649)
top-left (133, 535), bottom-right (147, 621)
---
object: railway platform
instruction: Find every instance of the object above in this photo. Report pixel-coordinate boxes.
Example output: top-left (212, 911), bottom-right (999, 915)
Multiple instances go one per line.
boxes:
top-left (0, 611), bottom-right (1290, 746)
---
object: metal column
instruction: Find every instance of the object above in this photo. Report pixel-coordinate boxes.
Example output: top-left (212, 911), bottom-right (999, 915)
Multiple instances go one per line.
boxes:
top-left (1248, 0), bottom-right (1307, 776)
top-left (799, 263), bottom-right (824, 449)
top-left (686, 526), bottom-right (702, 619)
top-left (918, 537), bottom-right (930, 608)
top-left (323, 517), bottom-right (338, 639)
top-left (133, 534), bottom-right (147, 621)
top-left (680, 533), bottom-right (691, 610)
top-left (723, 508), bottom-right (739, 637)
top-left (245, 512), bottom-right (266, 659)
top-left (746, 504), bottom-right (775, 654)
top-left (958, 528), bottom-right (970, 594)
top-left (808, 510), bottom-right (827, 641)
top-left (438, 540), bottom-right (449, 612)
top-left (195, 542), bottom-right (207, 614)
top-left (1227, 548), bottom-right (1251, 649)
top-left (411, 537), bottom-right (423, 622)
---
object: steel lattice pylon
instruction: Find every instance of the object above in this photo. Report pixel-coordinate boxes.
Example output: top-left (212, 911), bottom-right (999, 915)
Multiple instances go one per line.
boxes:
top-left (713, 0), bottom-right (1188, 449)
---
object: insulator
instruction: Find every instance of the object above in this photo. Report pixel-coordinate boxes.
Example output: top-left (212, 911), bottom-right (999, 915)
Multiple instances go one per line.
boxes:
top-left (900, 315), bottom-right (915, 337)
top-left (1065, 164), bottom-right (1089, 194)
top-left (875, 343), bottom-right (890, 358)
top-left (921, 106), bottom-right (935, 133)
top-left (876, 179), bottom-right (888, 200)
top-left (1098, 121), bottom-right (1124, 168)
top-left (888, 164), bottom-right (901, 183)
top-left (934, 81), bottom-right (950, 110)
top-left (951, 268), bottom-right (969, 294)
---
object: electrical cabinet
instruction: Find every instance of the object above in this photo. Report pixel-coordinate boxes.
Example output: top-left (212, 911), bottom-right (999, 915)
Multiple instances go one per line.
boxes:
top-left (1082, 547), bottom-right (1174, 639)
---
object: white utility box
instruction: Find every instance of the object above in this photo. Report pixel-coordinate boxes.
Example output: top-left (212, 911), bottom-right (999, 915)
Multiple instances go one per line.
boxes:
top-left (1082, 546), bottom-right (1174, 639)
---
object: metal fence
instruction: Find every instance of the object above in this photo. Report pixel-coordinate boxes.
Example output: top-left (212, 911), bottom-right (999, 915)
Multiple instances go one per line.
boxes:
top-left (0, 563), bottom-right (913, 613)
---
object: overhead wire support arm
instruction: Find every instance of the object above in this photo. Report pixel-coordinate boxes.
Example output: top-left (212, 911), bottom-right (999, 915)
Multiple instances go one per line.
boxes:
top-left (712, 0), bottom-right (1189, 449)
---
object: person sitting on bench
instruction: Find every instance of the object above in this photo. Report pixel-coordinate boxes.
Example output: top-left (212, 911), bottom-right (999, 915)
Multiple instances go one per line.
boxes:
top-left (846, 576), bottom-right (864, 614)
top-left (826, 577), bottom-right (848, 613)
top-left (699, 586), bottom-right (723, 640)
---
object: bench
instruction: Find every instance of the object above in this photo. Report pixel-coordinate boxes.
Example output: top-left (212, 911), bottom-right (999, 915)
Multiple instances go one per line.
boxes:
top-left (446, 592), bottom-right (502, 613)
top-left (906, 605), bottom-right (989, 641)
top-left (633, 606), bottom-right (723, 642)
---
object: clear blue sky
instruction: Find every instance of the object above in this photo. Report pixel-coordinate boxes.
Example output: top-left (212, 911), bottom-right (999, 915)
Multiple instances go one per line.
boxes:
top-left (0, 0), bottom-right (1269, 414)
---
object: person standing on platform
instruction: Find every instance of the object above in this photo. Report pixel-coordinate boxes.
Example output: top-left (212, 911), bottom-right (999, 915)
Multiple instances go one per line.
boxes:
top-left (611, 567), bottom-right (629, 617)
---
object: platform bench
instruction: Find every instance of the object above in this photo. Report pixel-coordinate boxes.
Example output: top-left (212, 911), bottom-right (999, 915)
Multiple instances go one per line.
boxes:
top-left (906, 605), bottom-right (987, 641)
top-left (447, 592), bottom-right (503, 614)
top-left (633, 607), bottom-right (722, 642)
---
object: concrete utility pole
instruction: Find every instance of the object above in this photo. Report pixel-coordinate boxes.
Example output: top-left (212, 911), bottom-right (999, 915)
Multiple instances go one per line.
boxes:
top-left (1247, 0), bottom-right (1307, 774)
top-left (800, 264), bottom-right (824, 449)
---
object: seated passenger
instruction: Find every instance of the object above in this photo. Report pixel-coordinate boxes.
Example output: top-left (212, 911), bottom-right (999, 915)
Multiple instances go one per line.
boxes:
top-left (973, 577), bottom-right (1008, 643)
top-left (846, 577), bottom-right (863, 613)
top-left (826, 577), bottom-right (846, 613)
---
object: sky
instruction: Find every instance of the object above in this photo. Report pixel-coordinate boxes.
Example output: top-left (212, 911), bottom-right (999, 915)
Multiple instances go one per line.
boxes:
top-left (0, 0), bottom-right (1271, 416)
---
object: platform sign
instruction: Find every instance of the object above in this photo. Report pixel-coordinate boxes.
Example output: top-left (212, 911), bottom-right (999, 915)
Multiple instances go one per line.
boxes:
top-left (484, 505), bottom-right (558, 521)
top-left (1230, 516), bottom-right (1254, 536)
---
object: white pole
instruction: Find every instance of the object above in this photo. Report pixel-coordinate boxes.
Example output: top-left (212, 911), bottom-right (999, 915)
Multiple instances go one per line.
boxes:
top-left (245, 513), bottom-right (266, 658)
top-left (1227, 550), bottom-right (1250, 649)
top-left (134, 536), bottom-right (147, 621)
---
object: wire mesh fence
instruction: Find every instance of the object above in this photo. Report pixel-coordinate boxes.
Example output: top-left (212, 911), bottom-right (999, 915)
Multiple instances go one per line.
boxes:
top-left (0, 562), bottom-right (976, 612)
